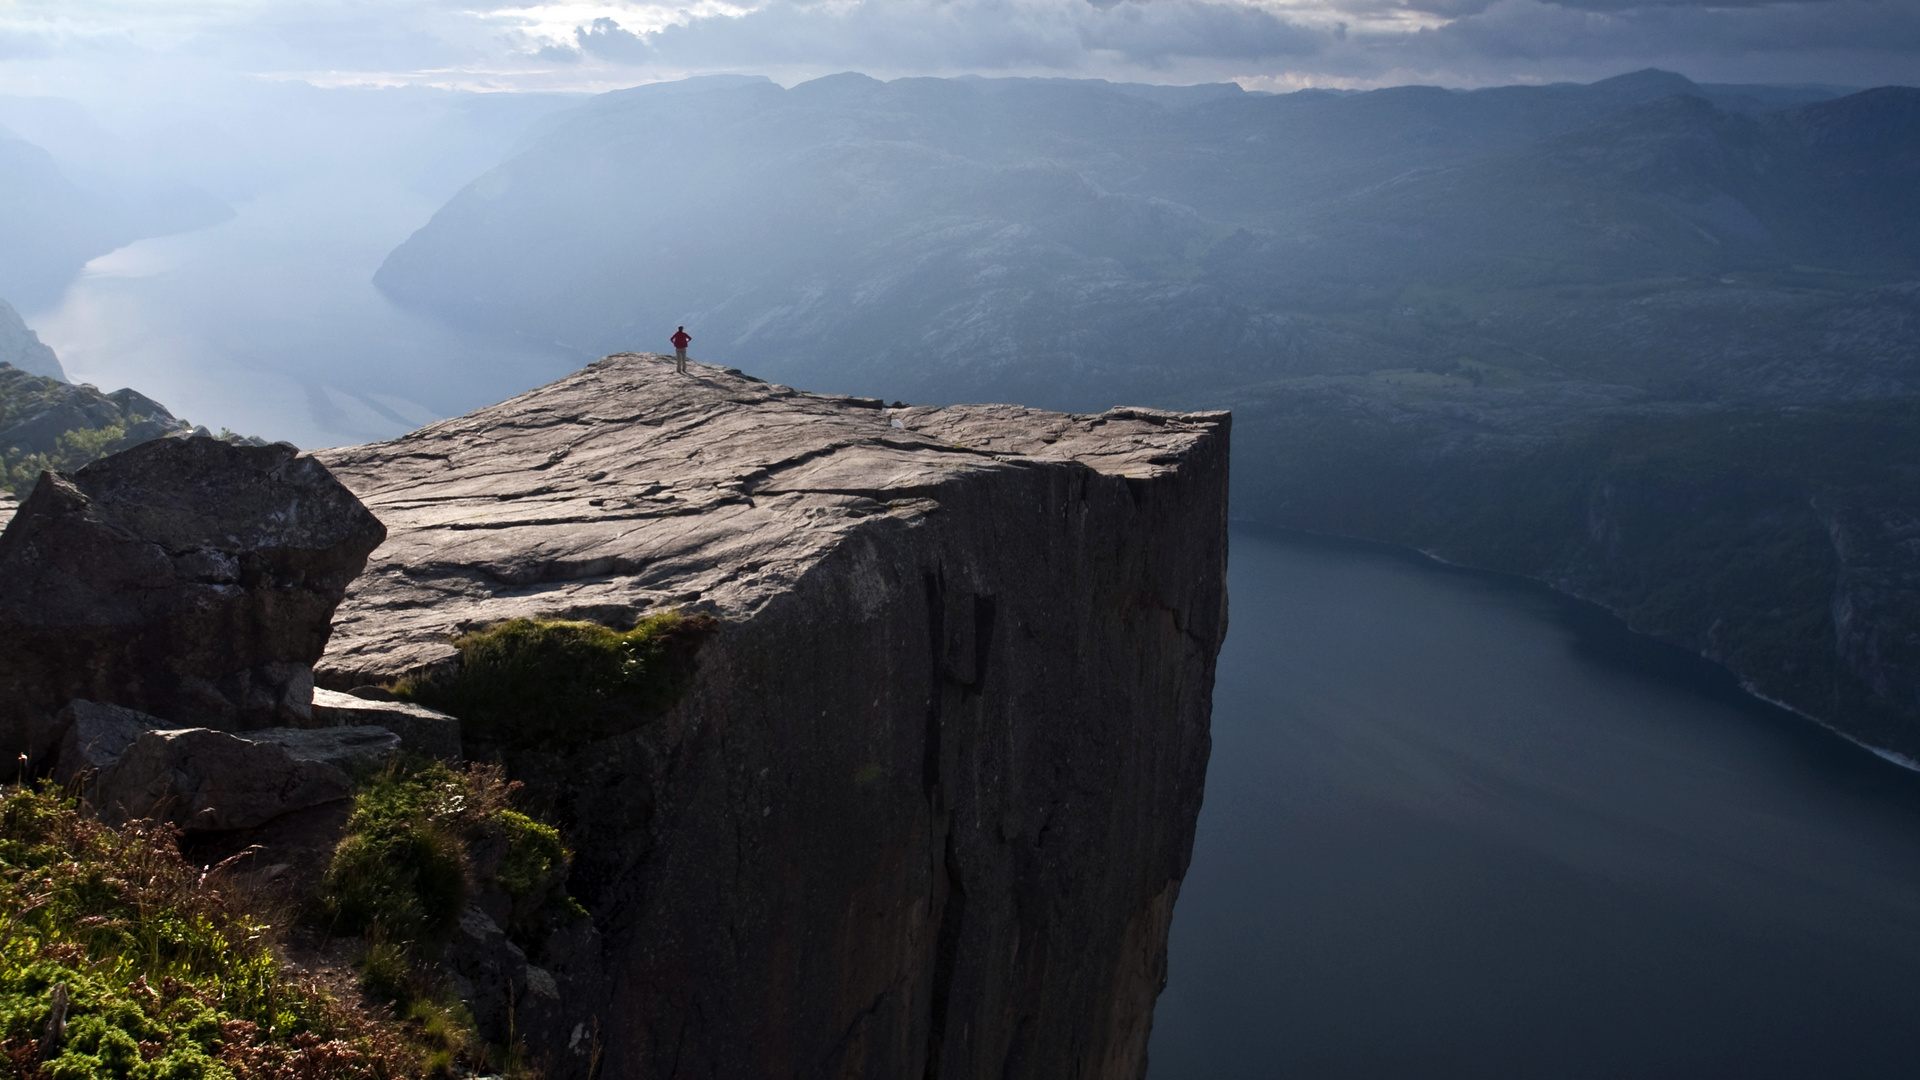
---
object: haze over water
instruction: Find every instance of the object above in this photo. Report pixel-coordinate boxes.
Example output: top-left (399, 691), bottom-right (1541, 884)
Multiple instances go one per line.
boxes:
top-left (1150, 529), bottom-right (1920, 1079)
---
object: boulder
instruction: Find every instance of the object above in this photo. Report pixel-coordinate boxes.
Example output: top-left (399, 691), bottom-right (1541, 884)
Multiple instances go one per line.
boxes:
top-left (311, 687), bottom-right (462, 760)
top-left (50, 699), bottom-right (157, 785)
top-left (0, 436), bottom-right (386, 757)
top-left (89, 723), bottom-right (400, 831)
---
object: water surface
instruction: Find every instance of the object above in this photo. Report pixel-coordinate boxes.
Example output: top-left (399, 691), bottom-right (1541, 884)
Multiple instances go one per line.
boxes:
top-left (1148, 528), bottom-right (1920, 1079)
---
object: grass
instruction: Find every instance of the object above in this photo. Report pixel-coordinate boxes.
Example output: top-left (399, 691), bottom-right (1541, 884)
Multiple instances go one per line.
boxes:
top-left (393, 612), bottom-right (717, 751)
top-left (0, 784), bottom-right (418, 1079)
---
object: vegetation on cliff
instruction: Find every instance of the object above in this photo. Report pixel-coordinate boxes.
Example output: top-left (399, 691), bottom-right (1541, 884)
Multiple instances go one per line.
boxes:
top-left (313, 760), bottom-right (578, 1074)
top-left (393, 613), bottom-right (718, 751)
top-left (0, 784), bottom-right (415, 1079)
top-left (0, 364), bottom-right (265, 498)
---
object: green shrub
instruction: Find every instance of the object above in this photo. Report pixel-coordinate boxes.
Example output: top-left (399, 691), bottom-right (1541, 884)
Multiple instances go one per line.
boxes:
top-left (394, 612), bottom-right (717, 750)
top-left (0, 784), bottom-right (415, 1078)
top-left (312, 760), bottom-right (580, 1071)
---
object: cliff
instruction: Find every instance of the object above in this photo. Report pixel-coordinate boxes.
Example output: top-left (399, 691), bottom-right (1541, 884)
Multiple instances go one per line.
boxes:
top-left (311, 354), bottom-right (1231, 1078)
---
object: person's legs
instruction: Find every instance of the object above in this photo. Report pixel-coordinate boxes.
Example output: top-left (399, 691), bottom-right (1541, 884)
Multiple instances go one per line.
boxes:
top-left (675, 346), bottom-right (688, 373)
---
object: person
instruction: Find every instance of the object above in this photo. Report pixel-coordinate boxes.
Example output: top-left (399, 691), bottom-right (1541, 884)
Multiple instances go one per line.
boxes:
top-left (670, 326), bottom-right (692, 374)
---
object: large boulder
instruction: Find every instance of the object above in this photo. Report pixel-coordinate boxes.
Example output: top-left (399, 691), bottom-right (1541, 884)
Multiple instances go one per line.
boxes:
top-left (50, 697), bottom-right (401, 831)
top-left (92, 723), bottom-right (400, 831)
top-left (0, 436), bottom-right (386, 756)
top-left (50, 699), bottom-right (154, 785)
top-left (47, 697), bottom-right (400, 831)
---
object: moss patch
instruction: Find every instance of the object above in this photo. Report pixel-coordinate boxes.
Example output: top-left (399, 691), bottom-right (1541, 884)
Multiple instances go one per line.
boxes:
top-left (0, 784), bottom-right (415, 1079)
top-left (394, 612), bottom-right (717, 751)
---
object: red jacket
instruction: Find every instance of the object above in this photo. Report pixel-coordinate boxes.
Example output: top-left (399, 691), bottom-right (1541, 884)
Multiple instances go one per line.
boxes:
top-left (671, 330), bottom-right (692, 348)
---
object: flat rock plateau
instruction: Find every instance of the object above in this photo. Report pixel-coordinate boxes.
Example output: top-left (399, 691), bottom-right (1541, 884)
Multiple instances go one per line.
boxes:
top-left (312, 353), bottom-right (1232, 1079)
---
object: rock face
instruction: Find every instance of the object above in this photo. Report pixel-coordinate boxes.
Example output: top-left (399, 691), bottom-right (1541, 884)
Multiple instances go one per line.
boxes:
top-left (0, 437), bottom-right (387, 753)
top-left (315, 354), bottom-right (1230, 1079)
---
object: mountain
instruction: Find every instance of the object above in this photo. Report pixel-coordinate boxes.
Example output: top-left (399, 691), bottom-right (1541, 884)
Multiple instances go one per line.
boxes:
top-left (0, 117), bottom-right (233, 312)
top-left (374, 70), bottom-right (1920, 757)
top-left (373, 70), bottom-right (1898, 403)
top-left (0, 361), bottom-right (266, 497)
top-left (0, 127), bottom-right (126, 312)
top-left (0, 299), bottom-right (63, 380)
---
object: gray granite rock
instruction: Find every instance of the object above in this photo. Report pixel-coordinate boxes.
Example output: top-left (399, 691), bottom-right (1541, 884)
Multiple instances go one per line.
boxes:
top-left (245, 725), bottom-right (404, 774)
top-left (88, 723), bottom-right (399, 832)
top-left (50, 699), bottom-right (157, 785)
top-left (315, 354), bottom-right (1229, 1080)
top-left (310, 687), bottom-right (461, 760)
top-left (0, 436), bottom-right (386, 756)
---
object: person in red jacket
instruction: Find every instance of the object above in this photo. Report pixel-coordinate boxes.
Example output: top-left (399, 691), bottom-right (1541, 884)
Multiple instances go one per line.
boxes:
top-left (670, 326), bottom-right (692, 374)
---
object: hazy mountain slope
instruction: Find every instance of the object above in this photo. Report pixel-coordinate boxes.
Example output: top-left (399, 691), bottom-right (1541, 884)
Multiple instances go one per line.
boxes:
top-left (0, 129), bottom-right (125, 312)
top-left (375, 70), bottom-right (1920, 756)
top-left (0, 117), bottom-right (236, 313)
top-left (0, 300), bottom-right (63, 381)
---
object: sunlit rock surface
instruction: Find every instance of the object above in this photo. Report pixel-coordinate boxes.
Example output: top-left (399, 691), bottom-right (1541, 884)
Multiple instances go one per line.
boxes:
top-left (315, 353), bottom-right (1230, 1079)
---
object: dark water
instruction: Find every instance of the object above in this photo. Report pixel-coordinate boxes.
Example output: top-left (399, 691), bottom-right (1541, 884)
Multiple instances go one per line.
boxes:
top-left (1147, 528), bottom-right (1920, 1079)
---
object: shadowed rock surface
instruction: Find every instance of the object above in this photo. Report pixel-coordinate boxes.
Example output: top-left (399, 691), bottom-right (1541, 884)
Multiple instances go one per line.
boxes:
top-left (0, 437), bottom-right (387, 754)
top-left (314, 353), bottom-right (1230, 1080)
top-left (51, 698), bottom-right (401, 830)
top-left (50, 697), bottom-right (400, 831)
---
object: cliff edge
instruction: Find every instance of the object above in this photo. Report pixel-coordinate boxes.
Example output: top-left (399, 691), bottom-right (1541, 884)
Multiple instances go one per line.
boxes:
top-left (312, 354), bottom-right (1231, 1078)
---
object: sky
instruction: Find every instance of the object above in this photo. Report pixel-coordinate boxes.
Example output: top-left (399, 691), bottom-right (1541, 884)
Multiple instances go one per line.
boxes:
top-left (1, 0), bottom-right (1916, 102)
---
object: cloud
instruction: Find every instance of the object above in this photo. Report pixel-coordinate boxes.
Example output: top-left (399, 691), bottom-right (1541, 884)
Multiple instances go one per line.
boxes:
top-left (1077, 2), bottom-right (1329, 62)
top-left (1390, 0), bottom-right (1920, 73)
top-left (0, 28), bottom-right (49, 59)
top-left (576, 16), bottom-right (655, 62)
top-left (0, 0), bottom-right (1914, 96)
top-left (1544, 0), bottom-right (1839, 9)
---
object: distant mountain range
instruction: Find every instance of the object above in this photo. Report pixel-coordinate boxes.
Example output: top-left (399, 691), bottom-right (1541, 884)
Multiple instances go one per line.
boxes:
top-left (374, 69), bottom-right (1905, 401)
top-left (365, 69), bottom-right (1920, 758)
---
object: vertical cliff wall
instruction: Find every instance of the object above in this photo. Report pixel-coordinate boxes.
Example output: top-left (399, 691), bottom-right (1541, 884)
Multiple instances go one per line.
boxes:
top-left (313, 355), bottom-right (1230, 1078)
